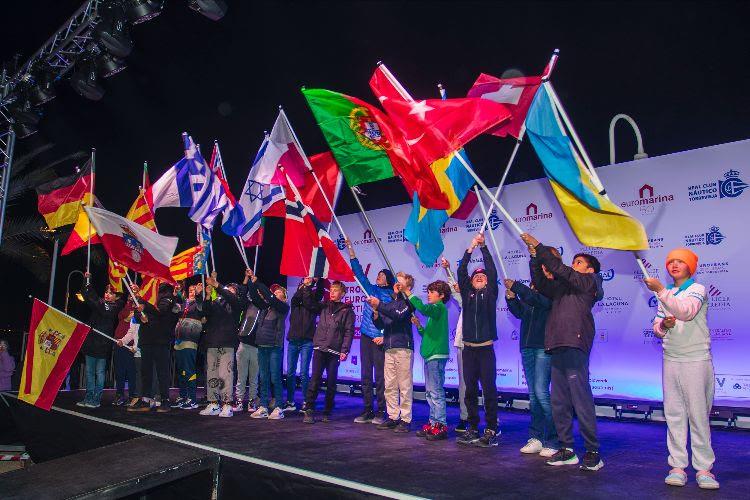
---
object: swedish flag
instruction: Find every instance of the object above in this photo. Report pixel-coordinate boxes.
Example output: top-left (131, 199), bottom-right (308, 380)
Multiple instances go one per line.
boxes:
top-left (526, 85), bottom-right (648, 251)
top-left (404, 149), bottom-right (475, 265)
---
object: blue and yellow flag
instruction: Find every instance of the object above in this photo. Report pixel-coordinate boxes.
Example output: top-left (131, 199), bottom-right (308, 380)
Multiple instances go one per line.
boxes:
top-left (526, 85), bottom-right (648, 250)
top-left (405, 149), bottom-right (475, 265)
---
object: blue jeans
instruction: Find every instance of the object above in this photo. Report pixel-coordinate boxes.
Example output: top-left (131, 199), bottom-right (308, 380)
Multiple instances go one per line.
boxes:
top-left (424, 358), bottom-right (447, 425)
top-left (175, 348), bottom-right (197, 401)
top-left (521, 347), bottom-right (558, 448)
top-left (286, 339), bottom-right (313, 404)
top-left (84, 355), bottom-right (107, 405)
top-left (258, 346), bottom-right (283, 410)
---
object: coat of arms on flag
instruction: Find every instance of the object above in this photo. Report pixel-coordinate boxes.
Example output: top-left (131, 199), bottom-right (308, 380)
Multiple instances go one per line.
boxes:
top-left (121, 224), bottom-right (144, 263)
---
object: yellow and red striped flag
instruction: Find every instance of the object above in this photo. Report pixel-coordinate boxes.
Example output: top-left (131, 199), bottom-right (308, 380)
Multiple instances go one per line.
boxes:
top-left (170, 245), bottom-right (206, 281)
top-left (126, 189), bottom-right (156, 232)
top-left (19, 299), bottom-right (91, 410)
top-left (36, 162), bottom-right (93, 229)
top-left (108, 259), bottom-right (127, 292)
top-left (138, 275), bottom-right (160, 306)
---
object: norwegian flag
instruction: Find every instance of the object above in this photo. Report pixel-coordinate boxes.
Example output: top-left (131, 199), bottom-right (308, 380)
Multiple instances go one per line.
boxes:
top-left (280, 199), bottom-right (353, 281)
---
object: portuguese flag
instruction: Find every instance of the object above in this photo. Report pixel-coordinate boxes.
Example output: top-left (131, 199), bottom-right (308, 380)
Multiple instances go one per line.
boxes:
top-left (303, 88), bottom-right (449, 210)
top-left (36, 161), bottom-right (93, 229)
top-left (19, 299), bottom-right (91, 410)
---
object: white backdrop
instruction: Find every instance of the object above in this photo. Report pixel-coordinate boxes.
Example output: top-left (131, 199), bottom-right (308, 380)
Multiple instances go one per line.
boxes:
top-left (287, 139), bottom-right (750, 406)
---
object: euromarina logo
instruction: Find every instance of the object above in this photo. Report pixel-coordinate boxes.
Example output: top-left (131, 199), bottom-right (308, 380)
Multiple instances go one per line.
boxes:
top-left (684, 225), bottom-right (726, 247)
top-left (619, 184), bottom-right (675, 215)
top-left (514, 202), bottom-right (553, 230)
top-left (598, 268), bottom-right (615, 281)
top-left (351, 229), bottom-right (382, 246)
top-left (465, 209), bottom-right (502, 233)
top-left (688, 169), bottom-right (749, 202)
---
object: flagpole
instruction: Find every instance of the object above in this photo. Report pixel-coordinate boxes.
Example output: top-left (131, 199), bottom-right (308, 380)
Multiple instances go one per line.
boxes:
top-left (213, 140), bottom-right (250, 268)
top-left (197, 225), bottom-right (207, 300)
top-left (473, 186), bottom-right (507, 278)
top-left (278, 107), bottom-right (347, 238)
top-left (253, 245), bottom-right (260, 271)
top-left (121, 273), bottom-right (148, 322)
top-left (86, 148), bottom-right (95, 284)
top-left (279, 165), bottom-right (368, 293)
top-left (348, 185), bottom-right (398, 277)
top-left (377, 62), bottom-right (522, 235)
top-left (47, 236), bottom-right (59, 304)
top-left (480, 127), bottom-right (525, 233)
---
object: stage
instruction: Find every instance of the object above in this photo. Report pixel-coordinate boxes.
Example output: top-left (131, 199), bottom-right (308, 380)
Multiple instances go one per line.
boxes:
top-left (4, 389), bottom-right (748, 499)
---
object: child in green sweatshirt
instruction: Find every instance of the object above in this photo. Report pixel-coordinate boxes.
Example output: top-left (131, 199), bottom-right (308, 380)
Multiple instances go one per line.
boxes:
top-left (406, 280), bottom-right (452, 441)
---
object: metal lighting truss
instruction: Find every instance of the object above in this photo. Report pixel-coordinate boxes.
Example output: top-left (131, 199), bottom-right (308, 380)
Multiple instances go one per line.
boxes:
top-left (0, 0), bottom-right (101, 244)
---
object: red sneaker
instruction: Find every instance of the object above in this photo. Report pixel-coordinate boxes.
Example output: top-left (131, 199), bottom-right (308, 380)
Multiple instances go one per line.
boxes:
top-left (426, 423), bottom-right (448, 441)
top-left (416, 422), bottom-right (434, 437)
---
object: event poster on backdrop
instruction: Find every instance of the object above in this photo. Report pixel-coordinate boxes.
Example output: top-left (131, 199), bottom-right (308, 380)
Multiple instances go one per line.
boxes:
top-left (286, 139), bottom-right (750, 407)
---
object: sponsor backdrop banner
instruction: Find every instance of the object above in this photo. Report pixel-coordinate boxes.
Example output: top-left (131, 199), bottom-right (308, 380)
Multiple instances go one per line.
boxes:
top-left (287, 139), bottom-right (750, 406)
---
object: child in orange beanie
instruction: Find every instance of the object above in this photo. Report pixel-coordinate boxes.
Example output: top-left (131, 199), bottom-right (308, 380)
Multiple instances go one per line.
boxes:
top-left (644, 248), bottom-right (718, 490)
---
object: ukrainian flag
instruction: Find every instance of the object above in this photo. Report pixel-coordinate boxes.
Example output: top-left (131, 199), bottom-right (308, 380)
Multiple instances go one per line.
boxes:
top-left (405, 149), bottom-right (475, 265)
top-left (526, 85), bottom-right (648, 251)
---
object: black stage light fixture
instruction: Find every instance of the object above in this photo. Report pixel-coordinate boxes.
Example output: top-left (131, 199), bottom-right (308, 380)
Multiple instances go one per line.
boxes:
top-left (8, 93), bottom-right (41, 139)
top-left (94, 1), bottom-right (134, 58)
top-left (188, 0), bottom-right (227, 21)
top-left (70, 57), bottom-right (105, 101)
top-left (125, 0), bottom-right (165, 24)
top-left (96, 50), bottom-right (127, 78)
top-left (28, 61), bottom-right (57, 106)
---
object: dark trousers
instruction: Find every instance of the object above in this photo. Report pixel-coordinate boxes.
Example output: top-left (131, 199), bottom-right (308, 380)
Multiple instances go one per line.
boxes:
top-left (113, 345), bottom-right (137, 396)
top-left (305, 350), bottom-right (340, 415)
top-left (360, 335), bottom-right (386, 412)
top-left (550, 347), bottom-right (599, 452)
top-left (463, 344), bottom-right (498, 432)
top-left (140, 345), bottom-right (171, 401)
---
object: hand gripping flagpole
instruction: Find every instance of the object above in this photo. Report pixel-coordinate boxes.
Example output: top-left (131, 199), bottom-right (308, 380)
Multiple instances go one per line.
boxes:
top-left (213, 140), bottom-right (250, 269)
top-left (86, 148), bottom-right (95, 284)
top-left (120, 271), bottom-right (149, 322)
top-left (278, 165), bottom-right (368, 294)
top-left (473, 186), bottom-right (508, 278)
top-left (376, 62), bottom-right (522, 235)
top-left (479, 49), bottom-right (560, 234)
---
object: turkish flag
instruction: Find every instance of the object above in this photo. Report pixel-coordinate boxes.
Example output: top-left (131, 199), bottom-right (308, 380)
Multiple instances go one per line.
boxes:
top-left (370, 66), bottom-right (512, 169)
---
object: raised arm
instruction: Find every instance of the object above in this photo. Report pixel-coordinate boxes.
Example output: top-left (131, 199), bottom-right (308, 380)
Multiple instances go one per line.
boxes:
top-left (408, 295), bottom-right (442, 320)
top-left (350, 257), bottom-right (378, 296)
top-left (536, 244), bottom-right (595, 294)
top-left (511, 281), bottom-right (552, 309)
top-left (255, 282), bottom-right (290, 315)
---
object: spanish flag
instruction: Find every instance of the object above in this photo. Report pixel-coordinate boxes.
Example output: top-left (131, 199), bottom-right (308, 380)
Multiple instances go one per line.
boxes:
top-left (525, 84), bottom-right (648, 250)
top-left (36, 162), bottom-right (93, 229)
top-left (19, 299), bottom-right (91, 410)
top-left (170, 245), bottom-right (206, 281)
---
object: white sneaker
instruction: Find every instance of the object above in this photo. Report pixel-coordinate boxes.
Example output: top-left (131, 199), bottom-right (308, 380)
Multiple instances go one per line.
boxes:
top-left (199, 403), bottom-right (221, 416)
top-left (250, 406), bottom-right (269, 419)
top-left (520, 438), bottom-right (543, 454)
top-left (219, 404), bottom-right (234, 418)
top-left (268, 407), bottom-right (285, 420)
top-left (539, 447), bottom-right (558, 458)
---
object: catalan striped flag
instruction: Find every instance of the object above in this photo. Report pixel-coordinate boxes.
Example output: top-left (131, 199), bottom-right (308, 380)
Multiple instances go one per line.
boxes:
top-left (139, 275), bottom-right (160, 306)
top-left (36, 161), bottom-right (93, 229)
top-left (126, 189), bottom-right (157, 232)
top-left (170, 245), bottom-right (206, 281)
top-left (19, 299), bottom-right (91, 410)
top-left (108, 259), bottom-right (127, 292)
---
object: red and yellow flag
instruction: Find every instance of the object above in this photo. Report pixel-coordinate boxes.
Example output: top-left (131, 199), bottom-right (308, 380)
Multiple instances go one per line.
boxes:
top-left (108, 259), bottom-right (127, 292)
top-left (36, 162), bottom-right (93, 229)
top-left (126, 189), bottom-right (156, 232)
top-left (19, 299), bottom-right (91, 410)
top-left (170, 245), bottom-right (206, 281)
top-left (139, 275), bottom-right (160, 306)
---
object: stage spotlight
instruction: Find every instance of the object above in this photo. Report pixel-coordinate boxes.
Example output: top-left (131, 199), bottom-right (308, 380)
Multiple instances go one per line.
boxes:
top-left (8, 94), bottom-right (41, 139)
top-left (96, 50), bottom-right (127, 78)
top-left (28, 62), bottom-right (56, 106)
top-left (70, 57), bottom-right (105, 101)
top-left (187, 0), bottom-right (228, 21)
top-left (125, 0), bottom-right (164, 24)
top-left (94, 1), bottom-right (134, 58)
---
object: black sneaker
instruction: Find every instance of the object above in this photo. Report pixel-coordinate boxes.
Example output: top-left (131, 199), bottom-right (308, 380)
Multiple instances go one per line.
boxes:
top-left (171, 397), bottom-right (186, 408)
top-left (580, 451), bottom-right (604, 471)
top-left (111, 395), bottom-right (125, 406)
top-left (303, 410), bottom-right (315, 424)
top-left (546, 448), bottom-right (579, 466)
top-left (455, 419), bottom-right (468, 433)
top-left (127, 400), bottom-right (151, 413)
top-left (282, 401), bottom-right (297, 413)
top-left (353, 410), bottom-right (375, 423)
top-left (473, 429), bottom-right (499, 448)
top-left (377, 418), bottom-right (399, 430)
top-left (457, 428), bottom-right (480, 446)
top-left (394, 420), bottom-right (410, 433)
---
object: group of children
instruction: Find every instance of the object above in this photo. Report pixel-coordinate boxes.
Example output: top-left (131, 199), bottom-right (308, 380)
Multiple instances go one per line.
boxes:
top-left (73, 232), bottom-right (719, 490)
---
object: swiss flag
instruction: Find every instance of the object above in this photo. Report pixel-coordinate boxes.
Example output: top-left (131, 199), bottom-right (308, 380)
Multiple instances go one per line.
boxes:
top-left (467, 73), bottom-right (545, 139)
top-left (370, 66), bottom-right (512, 169)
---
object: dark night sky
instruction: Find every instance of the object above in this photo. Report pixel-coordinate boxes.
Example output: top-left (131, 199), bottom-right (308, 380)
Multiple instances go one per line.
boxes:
top-left (1, 1), bottom-right (749, 338)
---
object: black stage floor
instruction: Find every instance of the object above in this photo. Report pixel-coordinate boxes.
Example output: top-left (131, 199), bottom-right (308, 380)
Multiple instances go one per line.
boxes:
top-left (7, 389), bottom-right (749, 499)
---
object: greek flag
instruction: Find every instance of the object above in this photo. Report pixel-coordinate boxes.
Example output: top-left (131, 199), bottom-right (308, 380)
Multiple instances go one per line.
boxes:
top-left (183, 133), bottom-right (230, 229)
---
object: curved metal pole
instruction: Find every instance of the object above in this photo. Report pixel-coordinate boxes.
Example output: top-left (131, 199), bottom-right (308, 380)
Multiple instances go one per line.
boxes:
top-left (65, 269), bottom-right (85, 313)
top-left (609, 113), bottom-right (647, 164)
